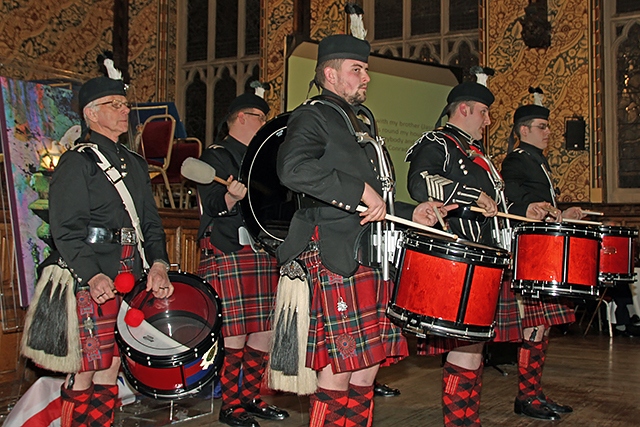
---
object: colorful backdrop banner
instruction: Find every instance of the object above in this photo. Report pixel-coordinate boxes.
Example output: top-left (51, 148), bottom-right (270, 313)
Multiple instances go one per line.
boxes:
top-left (0, 77), bottom-right (80, 306)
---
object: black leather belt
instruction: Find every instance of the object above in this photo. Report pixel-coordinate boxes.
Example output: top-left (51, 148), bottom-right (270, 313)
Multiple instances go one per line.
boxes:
top-left (85, 227), bottom-right (137, 245)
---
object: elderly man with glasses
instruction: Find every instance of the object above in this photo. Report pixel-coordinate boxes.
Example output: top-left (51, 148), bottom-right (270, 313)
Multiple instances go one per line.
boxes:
top-left (47, 74), bottom-right (173, 427)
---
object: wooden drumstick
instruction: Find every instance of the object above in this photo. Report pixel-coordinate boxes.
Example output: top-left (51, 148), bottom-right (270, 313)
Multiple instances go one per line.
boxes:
top-left (428, 197), bottom-right (448, 231)
top-left (581, 210), bottom-right (604, 216)
top-left (213, 176), bottom-right (232, 186)
top-left (469, 206), bottom-right (540, 223)
top-left (562, 218), bottom-right (603, 226)
top-left (355, 205), bottom-right (458, 240)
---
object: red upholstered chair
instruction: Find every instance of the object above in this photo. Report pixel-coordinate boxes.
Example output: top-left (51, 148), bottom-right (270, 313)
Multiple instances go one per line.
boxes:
top-left (152, 137), bottom-right (203, 209)
top-left (139, 114), bottom-right (176, 208)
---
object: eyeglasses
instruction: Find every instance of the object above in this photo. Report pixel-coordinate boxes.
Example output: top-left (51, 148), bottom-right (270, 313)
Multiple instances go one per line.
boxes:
top-left (243, 112), bottom-right (267, 123)
top-left (95, 99), bottom-right (132, 110)
top-left (528, 123), bottom-right (550, 131)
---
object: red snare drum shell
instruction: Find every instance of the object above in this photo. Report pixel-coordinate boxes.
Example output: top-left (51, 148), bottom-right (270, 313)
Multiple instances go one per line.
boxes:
top-left (388, 232), bottom-right (510, 341)
top-left (512, 223), bottom-right (602, 298)
top-left (598, 225), bottom-right (638, 282)
top-left (395, 250), bottom-right (503, 327)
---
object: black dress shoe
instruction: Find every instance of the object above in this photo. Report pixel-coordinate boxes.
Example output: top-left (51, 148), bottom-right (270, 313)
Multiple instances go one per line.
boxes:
top-left (625, 324), bottom-right (640, 336)
top-left (613, 327), bottom-right (634, 337)
top-left (538, 394), bottom-right (573, 413)
top-left (243, 399), bottom-right (290, 421)
top-left (373, 382), bottom-right (401, 397)
top-left (514, 397), bottom-right (560, 420)
top-left (219, 406), bottom-right (260, 427)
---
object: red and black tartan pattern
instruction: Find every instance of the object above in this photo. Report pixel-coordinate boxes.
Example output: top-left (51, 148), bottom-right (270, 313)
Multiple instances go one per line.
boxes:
top-left (197, 244), bottom-right (278, 337)
top-left (240, 345), bottom-right (267, 404)
top-left (299, 250), bottom-right (408, 373)
top-left (60, 384), bottom-right (93, 427)
top-left (309, 387), bottom-right (349, 427)
top-left (345, 384), bottom-right (374, 427)
top-left (417, 280), bottom-right (522, 356)
top-left (86, 384), bottom-right (117, 426)
top-left (442, 362), bottom-right (478, 427)
top-left (77, 245), bottom-right (134, 372)
top-left (465, 364), bottom-right (483, 427)
top-left (517, 339), bottom-right (545, 400)
top-left (521, 296), bottom-right (575, 329)
top-left (220, 347), bottom-right (244, 412)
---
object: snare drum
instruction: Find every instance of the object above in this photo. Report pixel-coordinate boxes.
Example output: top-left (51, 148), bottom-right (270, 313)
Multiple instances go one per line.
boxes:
top-left (512, 223), bottom-right (602, 298)
top-left (387, 231), bottom-right (510, 341)
top-left (115, 271), bottom-right (223, 399)
top-left (598, 225), bottom-right (638, 284)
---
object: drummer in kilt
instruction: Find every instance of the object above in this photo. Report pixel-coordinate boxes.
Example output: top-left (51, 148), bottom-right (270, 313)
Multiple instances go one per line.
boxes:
top-left (502, 102), bottom-right (585, 420)
top-left (276, 34), bottom-right (451, 427)
top-left (405, 81), bottom-right (550, 426)
top-left (197, 92), bottom-right (290, 427)
top-left (45, 72), bottom-right (173, 426)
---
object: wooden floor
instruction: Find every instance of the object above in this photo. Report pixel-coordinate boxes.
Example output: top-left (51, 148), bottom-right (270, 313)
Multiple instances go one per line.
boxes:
top-left (105, 328), bottom-right (640, 427)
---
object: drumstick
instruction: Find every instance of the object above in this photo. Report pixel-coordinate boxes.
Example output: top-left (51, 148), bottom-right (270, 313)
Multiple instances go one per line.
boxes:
top-left (355, 205), bottom-right (458, 240)
top-left (428, 197), bottom-right (448, 231)
top-left (469, 206), bottom-right (540, 223)
top-left (181, 157), bottom-right (231, 186)
top-left (581, 210), bottom-right (604, 216)
top-left (562, 218), bottom-right (603, 226)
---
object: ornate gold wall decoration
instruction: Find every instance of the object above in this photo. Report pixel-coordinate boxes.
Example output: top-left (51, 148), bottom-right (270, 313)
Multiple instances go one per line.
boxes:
top-left (0, 0), bottom-right (113, 81)
top-left (486, 0), bottom-right (592, 202)
top-left (263, 0), bottom-right (347, 115)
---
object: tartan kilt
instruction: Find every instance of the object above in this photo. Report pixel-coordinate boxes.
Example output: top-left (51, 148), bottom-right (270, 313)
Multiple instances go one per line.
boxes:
top-left (300, 250), bottom-right (408, 373)
top-left (197, 244), bottom-right (278, 338)
top-left (77, 245), bottom-right (135, 372)
top-left (417, 276), bottom-right (522, 356)
top-left (521, 296), bottom-right (575, 328)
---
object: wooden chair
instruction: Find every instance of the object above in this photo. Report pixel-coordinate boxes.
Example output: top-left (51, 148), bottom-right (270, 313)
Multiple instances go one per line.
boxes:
top-left (139, 114), bottom-right (176, 208)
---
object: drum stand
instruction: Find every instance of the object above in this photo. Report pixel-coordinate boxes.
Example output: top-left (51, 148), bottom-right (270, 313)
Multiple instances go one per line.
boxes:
top-left (113, 380), bottom-right (216, 426)
top-left (582, 287), bottom-right (613, 337)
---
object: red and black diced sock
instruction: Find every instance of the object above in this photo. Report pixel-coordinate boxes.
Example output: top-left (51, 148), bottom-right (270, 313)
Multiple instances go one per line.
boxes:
top-left (60, 384), bottom-right (93, 427)
top-left (309, 387), bottom-right (349, 427)
top-left (240, 345), bottom-right (267, 405)
top-left (345, 384), bottom-right (374, 427)
top-left (517, 340), bottom-right (545, 402)
top-left (86, 384), bottom-right (118, 426)
top-left (465, 364), bottom-right (483, 427)
top-left (442, 361), bottom-right (476, 427)
top-left (220, 347), bottom-right (245, 412)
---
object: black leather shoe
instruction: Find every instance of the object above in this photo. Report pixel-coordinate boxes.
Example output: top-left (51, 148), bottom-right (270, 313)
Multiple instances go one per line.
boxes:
top-left (538, 395), bottom-right (573, 413)
top-left (514, 397), bottom-right (560, 420)
top-left (626, 324), bottom-right (640, 336)
top-left (243, 399), bottom-right (289, 421)
top-left (219, 406), bottom-right (260, 427)
top-left (373, 382), bottom-right (401, 397)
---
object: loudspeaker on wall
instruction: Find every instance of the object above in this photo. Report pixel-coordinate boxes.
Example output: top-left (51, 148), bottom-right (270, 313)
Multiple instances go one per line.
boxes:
top-left (565, 117), bottom-right (586, 150)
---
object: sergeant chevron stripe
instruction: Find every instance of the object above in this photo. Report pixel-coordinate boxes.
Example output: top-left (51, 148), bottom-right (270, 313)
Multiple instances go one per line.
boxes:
top-left (420, 172), bottom-right (454, 202)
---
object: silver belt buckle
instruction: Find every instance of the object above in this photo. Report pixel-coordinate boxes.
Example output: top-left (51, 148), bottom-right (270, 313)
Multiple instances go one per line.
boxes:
top-left (119, 228), bottom-right (137, 245)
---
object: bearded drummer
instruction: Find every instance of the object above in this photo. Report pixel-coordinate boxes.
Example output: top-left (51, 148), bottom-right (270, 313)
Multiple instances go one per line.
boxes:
top-left (45, 72), bottom-right (173, 426)
top-left (196, 92), bottom-right (290, 427)
top-left (405, 82), bottom-right (549, 426)
top-left (501, 102), bottom-right (585, 420)
top-left (276, 34), bottom-right (452, 427)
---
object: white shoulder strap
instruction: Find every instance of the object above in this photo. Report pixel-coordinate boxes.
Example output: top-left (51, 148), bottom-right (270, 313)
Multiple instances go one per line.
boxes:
top-left (74, 143), bottom-right (149, 269)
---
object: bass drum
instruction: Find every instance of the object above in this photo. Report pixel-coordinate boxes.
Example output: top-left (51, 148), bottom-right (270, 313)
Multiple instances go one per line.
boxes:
top-left (239, 113), bottom-right (299, 255)
top-left (115, 271), bottom-right (223, 399)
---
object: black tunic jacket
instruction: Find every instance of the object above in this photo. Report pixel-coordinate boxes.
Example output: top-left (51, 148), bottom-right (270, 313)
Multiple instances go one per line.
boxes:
top-left (49, 131), bottom-right (169, 284)
top-left (197, 135), bottom-right (246, 253)
top-left (501, 141), bottom-right (557, 211)
top-left (276, 91), bottom-right (413, 276)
